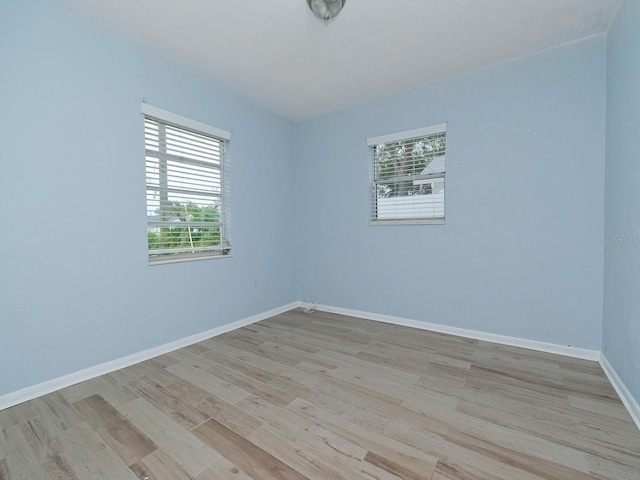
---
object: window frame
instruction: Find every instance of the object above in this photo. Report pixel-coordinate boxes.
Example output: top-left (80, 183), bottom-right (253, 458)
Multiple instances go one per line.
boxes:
top-left (141, 103), bottom-right (232, 265)
top-left (367, 123), bottom-right (447, 226)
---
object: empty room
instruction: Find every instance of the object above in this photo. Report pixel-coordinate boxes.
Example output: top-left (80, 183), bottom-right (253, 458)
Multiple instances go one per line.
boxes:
top-left (1, 0), bottom-right (639, 478)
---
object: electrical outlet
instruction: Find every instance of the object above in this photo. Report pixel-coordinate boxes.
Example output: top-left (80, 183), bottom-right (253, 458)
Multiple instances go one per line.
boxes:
top-left (252, 278), bottom-right (258, 288)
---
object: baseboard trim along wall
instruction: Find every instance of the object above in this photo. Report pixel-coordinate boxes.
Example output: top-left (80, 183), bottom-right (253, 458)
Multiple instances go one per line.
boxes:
top-left (3, 300), bottom-right (639, 433)
top-left (0, 302), bottom-right (299, 411)
top-left (599, 353), bottom-right (640, 430)
top-left (313, 304), bottom-right (601, 361)
top-left (313, 303), bottom-right (640, 431)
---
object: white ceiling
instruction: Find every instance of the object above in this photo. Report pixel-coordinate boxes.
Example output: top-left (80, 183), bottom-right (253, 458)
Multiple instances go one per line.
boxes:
top-left (50, 0), bottom-right (621, 121)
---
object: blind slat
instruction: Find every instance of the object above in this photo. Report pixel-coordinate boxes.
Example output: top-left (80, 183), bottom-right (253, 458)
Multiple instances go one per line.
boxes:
top-left (144, 109), bottom-right (231, 263)
top-left (370, 126), bottom-right (446, 224)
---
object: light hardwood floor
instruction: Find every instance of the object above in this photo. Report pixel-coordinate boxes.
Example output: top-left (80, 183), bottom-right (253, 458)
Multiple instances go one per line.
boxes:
top-left (1, 309), bottom-right (639, 479)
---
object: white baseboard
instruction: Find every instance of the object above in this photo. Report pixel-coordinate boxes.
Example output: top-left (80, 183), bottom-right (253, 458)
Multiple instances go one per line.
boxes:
top-left (4, 300), bottom-right (639, 435)
top-left (0, 302), bottom-right (299, 411)
top-left (313, 304), bottom-right (640, 430)
top-left (313, 304), bottom-right (601, 361)
top-left (599, 353), bottom-right (640, 431)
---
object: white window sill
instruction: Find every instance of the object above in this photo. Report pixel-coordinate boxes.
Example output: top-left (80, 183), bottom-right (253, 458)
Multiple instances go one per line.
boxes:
top-left (369, 218), bottom-right (445, 226)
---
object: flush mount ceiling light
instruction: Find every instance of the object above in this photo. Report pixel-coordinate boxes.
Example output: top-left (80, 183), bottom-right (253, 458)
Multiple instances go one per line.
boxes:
top-left (307, 0), bottom-right (346, 24)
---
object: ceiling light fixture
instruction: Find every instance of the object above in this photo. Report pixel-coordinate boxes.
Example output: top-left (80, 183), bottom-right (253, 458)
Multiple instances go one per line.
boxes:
top-left (307, 0), bottom-right (346, 24)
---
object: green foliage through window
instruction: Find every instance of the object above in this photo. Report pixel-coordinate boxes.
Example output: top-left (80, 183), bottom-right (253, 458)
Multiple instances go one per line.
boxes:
top-left (145, 113), bottom-right (231, 262)
top-left (369, 124), bottom-right (447, 223)
top-left (374, 132), bottom-right (446, 198)
top-left (147, 202), bottom-right (222, 253)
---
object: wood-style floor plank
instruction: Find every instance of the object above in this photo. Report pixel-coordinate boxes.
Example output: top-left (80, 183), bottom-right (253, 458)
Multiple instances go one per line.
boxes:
top-left (1, 309), bottom-right (639, 479)
top-left (130, 449), bottom-right (194, 480)
top-left (289, 397), bottom-right (439, 479)
top-left (55, 422), bottom-right (139, 479)
top-left (119, 398), bottom-right (220, 477)
top-left (193, 419), bottom-right (309, 480)
top-left (194, 457), bottom-right (255, 480)
top-left (2, 420), bottom-right (56, 480)
top-left (72, 394), bottom-right (158, 467)
top-left (28, 392), bottom-right (83, 436)
top-left (127, 376), bottom-right (211, 431)
top-left (248, 422), bottom-right (369, 480)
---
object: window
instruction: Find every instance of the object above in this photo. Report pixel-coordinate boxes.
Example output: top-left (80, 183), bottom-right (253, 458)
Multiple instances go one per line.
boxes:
top-left (368, 123), bottom-right (447, 225)
top-left (142, 104), bottom-right (231, 264)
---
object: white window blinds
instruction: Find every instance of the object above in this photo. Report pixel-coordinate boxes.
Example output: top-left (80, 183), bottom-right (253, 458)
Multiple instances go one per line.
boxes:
top-left (142, 104), bottom-right (231, 264)
top-left (368, 123), bottom-right (447, 225)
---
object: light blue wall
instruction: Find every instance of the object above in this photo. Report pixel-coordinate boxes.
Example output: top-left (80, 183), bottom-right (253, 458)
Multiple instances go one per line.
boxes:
top-left (296, 36), bottom-right (607, 349)
top-left (0, 0), bottom-right (618, 402)
top-left (603, 0), bottom-right (640, 405)
top-left (0, 0), bottom-right (297, 396)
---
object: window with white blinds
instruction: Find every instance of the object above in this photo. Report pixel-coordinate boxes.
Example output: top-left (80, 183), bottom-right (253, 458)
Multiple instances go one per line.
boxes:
top-left (142, 104), bottom-right (232, 264)
top-left (368, 123), bottom-right (447, 225)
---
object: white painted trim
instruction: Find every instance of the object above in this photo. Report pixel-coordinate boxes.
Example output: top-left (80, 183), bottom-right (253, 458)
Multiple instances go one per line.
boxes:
top-left (141, 103), bottom-right (232, 140)
top-left (313, 304), bottom-right (640, 430)
top-left (314, 304), bottom-right (601, 361)
top-left (366, 123), bottom-right (447, 146)
top-left (0, 302), bottom-right (299, 411)
top-left (599, 353), bottom-right (640, 431)
top-left (6, 299), bottom-right (639, 435)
